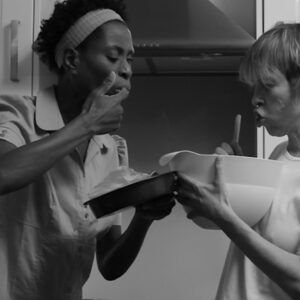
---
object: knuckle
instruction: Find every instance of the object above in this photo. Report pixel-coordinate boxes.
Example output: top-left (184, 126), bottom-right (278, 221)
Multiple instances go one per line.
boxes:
top-left (118, 105), bottom-right (124, 114)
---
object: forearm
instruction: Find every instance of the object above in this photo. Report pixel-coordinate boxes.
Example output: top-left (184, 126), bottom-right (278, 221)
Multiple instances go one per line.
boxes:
top-left (97, 212), bottom-right (153, 280)
top-left (0, 113), bottom-right (92, 194)
top-left (217, 212), bottom-right (300, 299)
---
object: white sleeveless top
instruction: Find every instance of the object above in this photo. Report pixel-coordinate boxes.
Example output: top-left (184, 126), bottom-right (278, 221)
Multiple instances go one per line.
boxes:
top-left (215, 141), bottom-right (300, 300)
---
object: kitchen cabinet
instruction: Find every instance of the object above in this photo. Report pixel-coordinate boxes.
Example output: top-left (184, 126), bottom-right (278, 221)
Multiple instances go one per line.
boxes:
top-left (0, 0), bottom-right (56, 96)
top-left (256, 0), bottom-right (300, 158)
top-left (0, 0), bottom-right (34, 95)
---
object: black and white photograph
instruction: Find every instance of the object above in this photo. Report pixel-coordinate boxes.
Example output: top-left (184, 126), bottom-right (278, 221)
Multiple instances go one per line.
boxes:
top-left (0, 1), bottom-right (300, 299)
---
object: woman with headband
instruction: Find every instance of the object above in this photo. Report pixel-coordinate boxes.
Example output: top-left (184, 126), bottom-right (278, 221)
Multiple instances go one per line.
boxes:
top-left (0, 0), bottom-right (175, 299)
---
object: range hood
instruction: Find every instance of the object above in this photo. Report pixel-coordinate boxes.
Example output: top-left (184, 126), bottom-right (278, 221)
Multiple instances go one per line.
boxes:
top-left (127, 0), bottom-right (256, 75)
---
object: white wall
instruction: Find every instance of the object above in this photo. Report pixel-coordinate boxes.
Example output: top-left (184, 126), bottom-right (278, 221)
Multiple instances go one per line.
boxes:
top-left (84, 207), bottom-right (229, 300)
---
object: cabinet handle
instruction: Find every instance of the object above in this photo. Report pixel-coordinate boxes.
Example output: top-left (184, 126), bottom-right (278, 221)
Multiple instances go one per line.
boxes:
top-left (10, 20), bottom-right (20, 82)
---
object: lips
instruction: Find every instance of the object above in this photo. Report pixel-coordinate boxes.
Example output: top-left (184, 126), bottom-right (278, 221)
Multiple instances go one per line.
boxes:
top-left (106, 86), bottom-right (130, 96)
top-left (254, 112), bottom-right (266, 127)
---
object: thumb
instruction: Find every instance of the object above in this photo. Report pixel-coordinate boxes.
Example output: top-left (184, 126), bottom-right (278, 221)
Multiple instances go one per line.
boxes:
top-left (214, 156), bottom-right (225, 189)
top-left (81, 71), bottom-right (116, 113)
top-left (98, 71), bottom-right (117, 95)
top-left (230, 141), bottom-right (244, 156)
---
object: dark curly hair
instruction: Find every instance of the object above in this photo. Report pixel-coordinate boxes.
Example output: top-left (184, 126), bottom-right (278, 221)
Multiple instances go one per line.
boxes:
top-left (33, 0), bottom-right (128, 73)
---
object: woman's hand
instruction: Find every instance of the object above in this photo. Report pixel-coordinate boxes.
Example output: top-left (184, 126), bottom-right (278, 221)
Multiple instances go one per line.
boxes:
top-left (81, 71), bottom-right (129, 135)
top-left (135, 195), bottom-right (176, 221)
top-left (214, 114), bottom-right (244, 156)
top-left (177, 157), bottom-right (234, 223)
top-left (214, 141), bottom-right (244, 156)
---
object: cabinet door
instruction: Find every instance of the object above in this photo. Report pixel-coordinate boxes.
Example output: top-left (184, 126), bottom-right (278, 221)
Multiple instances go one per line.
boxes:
top-left (265, 0), bottom-right (300, 27)
top-left (256, 0), bottom-right (300, 158)
top-left (0, 0), bottom-right (34, 95)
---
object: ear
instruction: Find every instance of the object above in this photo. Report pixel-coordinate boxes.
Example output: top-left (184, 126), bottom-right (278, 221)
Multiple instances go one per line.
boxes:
top-left (289, 81), bottom-right (300, 106)
top-left (290, 76), bottom-right (300, 97)
top-left (61, 48), bottom-right (80, 73)
top-left (294, 77), bottom-right (300, 89)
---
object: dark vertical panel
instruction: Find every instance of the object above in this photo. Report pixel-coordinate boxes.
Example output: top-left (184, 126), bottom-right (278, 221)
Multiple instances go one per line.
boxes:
top-left (118, 75), bottom-right (256, 173)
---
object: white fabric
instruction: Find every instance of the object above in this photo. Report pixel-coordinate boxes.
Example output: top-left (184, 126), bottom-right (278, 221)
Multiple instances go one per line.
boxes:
top-left (36, 87), bottom-right (65, 130)
top-left (215, 142), bottom-right (300, 300)
top-left (55, 9), bottom-right (124, 68)
top-left (0, 87), bottom-right (128, 300)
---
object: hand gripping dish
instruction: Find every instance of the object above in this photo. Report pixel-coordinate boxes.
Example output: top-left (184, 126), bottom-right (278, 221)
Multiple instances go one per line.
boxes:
top-left (160, 151), bottom-right (283, 229)
top-left (87, 171), bottom-right (177, 218)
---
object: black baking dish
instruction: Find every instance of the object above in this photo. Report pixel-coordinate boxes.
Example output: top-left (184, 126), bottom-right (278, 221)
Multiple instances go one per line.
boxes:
top-left (86, 171), bottom-right (177, 218)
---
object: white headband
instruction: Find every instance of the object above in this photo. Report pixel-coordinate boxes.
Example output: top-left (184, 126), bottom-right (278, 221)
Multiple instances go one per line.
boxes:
top-left (55, 8), bottom-right (125, 68)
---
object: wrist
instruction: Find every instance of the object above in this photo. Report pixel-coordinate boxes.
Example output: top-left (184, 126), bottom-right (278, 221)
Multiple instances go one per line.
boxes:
top-left (213, 206), bottom-right (237, 228)
top-left (74, 111), bottom-right (96, 138)
top-left (215, 207), bottom-right (243, 231)
top-left (133, 209), bottom-right (154, 226)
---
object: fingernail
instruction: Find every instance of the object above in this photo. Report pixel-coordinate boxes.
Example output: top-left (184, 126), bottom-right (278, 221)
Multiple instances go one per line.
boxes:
top-left (150, 171), bottom-right (159, 176)
top-left (106, 71), bottom-right (116, 83)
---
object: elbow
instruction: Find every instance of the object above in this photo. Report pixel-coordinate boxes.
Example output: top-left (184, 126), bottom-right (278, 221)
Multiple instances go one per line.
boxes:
top-left (98, 262), bottom-right (123, 281)
top-left (0, 169), bottom-right (28, 195)
top-left (97, 254), bottom-right (126, 281)
top-left (0, 170), bottom-right (16, 195)
top-left (288, 286), bottom-right (300, 300)
top-left (281, 278), bottom-right (300, 300)
top-left (289, 291), bottom-right (300, 300)
top-left (102, 272), bottom-right (121, 282)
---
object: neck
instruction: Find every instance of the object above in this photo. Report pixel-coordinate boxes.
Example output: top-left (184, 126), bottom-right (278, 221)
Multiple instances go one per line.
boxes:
top-left (55, 76), bottom-right (89, 124)
top-left (287, 130), bottom-right (300, 157)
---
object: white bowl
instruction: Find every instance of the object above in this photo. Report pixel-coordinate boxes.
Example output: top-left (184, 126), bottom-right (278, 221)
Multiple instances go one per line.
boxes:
top-left (159, 151), bottom-right (284, 229)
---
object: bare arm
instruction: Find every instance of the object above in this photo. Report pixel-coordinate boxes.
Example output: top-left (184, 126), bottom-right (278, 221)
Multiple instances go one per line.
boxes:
top-left (217, 211), bottom-right (300, 299)
top-left (96, 214), bottom-right (152, 281)
top-left (0, 73), bottom-right (128, 194)
top-left (0, 117), bottom-right (92, 194)
top-left (177, 158), bottom-right (300, 299)
top-left (96, 196), bottom-right (175, 280)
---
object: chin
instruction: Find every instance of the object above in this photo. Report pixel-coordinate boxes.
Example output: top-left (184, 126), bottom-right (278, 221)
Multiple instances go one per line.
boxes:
top-left (265, 126), bottom-right (286, 137)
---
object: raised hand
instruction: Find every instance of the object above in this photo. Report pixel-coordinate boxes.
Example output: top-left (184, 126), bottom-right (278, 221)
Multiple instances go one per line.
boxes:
top-left (214, 114), bottom-right (244, 156)
top-left (81, 71), bottom-right (129, 135)
top-left (215, 141), bottom-right (243, 156)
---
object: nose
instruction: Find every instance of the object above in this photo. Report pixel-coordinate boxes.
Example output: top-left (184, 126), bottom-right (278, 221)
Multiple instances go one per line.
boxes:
top-left (252, 96), bottom-right (264, 109)
top-left (251, 87), bottom-right (264, 109)
top-left (118, 59), bottom-right (132, 80)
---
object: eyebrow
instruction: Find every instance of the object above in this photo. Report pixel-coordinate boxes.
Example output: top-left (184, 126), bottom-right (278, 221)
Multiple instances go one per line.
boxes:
top-left (106, 45), bottom-right (135, 55)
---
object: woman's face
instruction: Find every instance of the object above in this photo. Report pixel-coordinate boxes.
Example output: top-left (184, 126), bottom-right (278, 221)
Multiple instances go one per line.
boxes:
top-left (75, 20), bottom-right (134, 96)
top-left (252, 71), bottom-right (300, 137)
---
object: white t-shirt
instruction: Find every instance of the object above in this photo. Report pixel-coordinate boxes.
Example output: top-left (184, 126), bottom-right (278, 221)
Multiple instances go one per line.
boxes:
top-left (215, 141), bottom-right (300, 300)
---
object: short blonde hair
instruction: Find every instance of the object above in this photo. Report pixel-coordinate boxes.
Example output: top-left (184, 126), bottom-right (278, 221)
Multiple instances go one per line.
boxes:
top-left (239, 23), bottom-right (300, 88)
